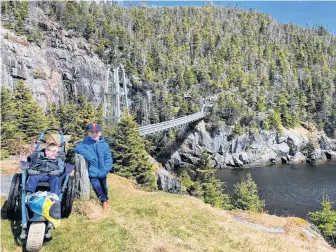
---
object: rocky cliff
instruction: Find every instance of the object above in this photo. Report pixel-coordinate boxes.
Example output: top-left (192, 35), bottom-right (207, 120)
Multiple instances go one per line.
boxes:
top-left (165, 120), bottom-right (336, 170)
top-left (1, 8), bottom-right (335, 172)
top-left (1, 20), bottom-right (106, 109)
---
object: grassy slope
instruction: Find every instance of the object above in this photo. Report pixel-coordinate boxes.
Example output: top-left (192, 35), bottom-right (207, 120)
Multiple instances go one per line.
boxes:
top-left (1, 175), bottom-right (333, 252)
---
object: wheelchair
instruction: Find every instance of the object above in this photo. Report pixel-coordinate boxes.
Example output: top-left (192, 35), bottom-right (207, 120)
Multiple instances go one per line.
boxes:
top-left (6, 128), bottom-right (76, 252)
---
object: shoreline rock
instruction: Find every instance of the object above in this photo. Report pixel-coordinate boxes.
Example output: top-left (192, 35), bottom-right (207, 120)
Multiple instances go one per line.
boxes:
top-left (164, 121), bottom-right (336, 170)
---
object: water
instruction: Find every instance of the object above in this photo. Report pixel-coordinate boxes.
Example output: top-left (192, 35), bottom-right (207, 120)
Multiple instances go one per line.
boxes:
top-left (215, 161), bottom-right (336, 219)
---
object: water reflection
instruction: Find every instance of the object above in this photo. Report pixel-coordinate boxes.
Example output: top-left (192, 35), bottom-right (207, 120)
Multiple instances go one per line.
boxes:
top-left (215, 161), bottom-right (336, 219)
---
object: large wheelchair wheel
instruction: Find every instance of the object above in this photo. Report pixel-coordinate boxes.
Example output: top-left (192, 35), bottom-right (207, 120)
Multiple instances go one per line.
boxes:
top-left (61, 177), bottom-right (75, 218)
top-left (7, 173), bottom-right (22, 220)
top-left (26, 222), bottom-right (46, 252)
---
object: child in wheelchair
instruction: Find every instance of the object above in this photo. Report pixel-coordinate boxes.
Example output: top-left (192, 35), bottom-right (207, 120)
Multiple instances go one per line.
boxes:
top-left (25, 143), bottom-right (64, 195)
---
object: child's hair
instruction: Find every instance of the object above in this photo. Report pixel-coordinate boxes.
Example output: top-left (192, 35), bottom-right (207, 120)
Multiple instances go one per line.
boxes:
top-left (46, 143), bottom-right (59, 151)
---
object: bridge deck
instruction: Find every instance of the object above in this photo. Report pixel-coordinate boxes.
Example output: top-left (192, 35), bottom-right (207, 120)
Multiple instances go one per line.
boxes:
top-left (138, 111), bottom-right (205, 136)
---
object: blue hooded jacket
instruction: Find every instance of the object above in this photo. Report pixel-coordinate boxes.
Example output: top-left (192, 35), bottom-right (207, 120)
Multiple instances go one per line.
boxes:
top-left (74, 136), bottom-right (113, 178)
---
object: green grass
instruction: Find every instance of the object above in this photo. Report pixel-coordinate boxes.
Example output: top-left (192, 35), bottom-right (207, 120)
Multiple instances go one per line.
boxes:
top-left (1, 175), bottom-right (333, 252)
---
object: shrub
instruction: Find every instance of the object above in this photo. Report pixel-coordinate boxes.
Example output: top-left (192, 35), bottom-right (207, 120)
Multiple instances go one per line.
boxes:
top-left (231, 172), bottom-right (264, 212)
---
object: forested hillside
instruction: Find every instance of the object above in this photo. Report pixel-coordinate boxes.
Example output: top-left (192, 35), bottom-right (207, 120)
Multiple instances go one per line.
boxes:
top-left (1, 1), bottom-right (336, 137)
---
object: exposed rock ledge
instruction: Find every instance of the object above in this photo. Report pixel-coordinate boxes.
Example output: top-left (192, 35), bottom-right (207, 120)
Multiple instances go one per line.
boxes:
top-left (165, 121), bottom-right (336, 170)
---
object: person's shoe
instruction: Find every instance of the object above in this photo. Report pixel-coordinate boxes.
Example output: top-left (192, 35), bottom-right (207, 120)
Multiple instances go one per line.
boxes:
top-left (102, 201), bottom-right (109, 212)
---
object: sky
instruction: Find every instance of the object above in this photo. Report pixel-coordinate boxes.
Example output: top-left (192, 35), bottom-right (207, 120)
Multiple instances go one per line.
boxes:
top-left (117, 1), bottom-right (336, 35)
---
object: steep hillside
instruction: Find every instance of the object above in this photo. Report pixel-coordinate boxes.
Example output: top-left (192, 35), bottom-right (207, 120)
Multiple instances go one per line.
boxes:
top-left (1, 2), bottom-right (335, 135)
top-left (0, 175), bottom-right (333, 252)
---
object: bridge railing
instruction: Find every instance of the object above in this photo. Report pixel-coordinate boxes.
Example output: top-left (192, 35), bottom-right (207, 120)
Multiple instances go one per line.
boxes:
top-left (138, 111), bottom-right (205, 136)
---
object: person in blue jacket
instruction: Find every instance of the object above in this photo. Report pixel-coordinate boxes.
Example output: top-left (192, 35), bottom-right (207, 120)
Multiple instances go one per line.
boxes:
top-left (74, 123), bottom-right (113, 211)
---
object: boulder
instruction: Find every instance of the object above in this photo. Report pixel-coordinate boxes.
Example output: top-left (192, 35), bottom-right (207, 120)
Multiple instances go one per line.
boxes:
top-left (224, 154), bottom-right (236, 167)
top-left (164, 151), bottom-right (181, 170)
top-left (324, 150), bottom-right (336, 160)
top-left (306, 149), bottom-right (327, 165)
top-left (271, 143), bottom-right (290, 156)
top-left (239, 152), bottom-right (250, 164)
top-left (291, 152), bottom-right (306, 163)
top-left (181, 152), bottom-right (200, 165)
top-left (213, 153), bottom-right (225, 167)
top-left (156, 167), bottom-right (181, 194)
top-left (259, 150), bottom-right (278, 165)
top-left (281, 156), bottom-right (289, 164)
top-left (232, 154), bottom-right (244, 167)
top-left (319, 134), bottom-right (336, 150)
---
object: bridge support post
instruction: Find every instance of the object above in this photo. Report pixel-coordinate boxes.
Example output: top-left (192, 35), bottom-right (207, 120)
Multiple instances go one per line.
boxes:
top-left (103, 64), bottom-right (128, 125)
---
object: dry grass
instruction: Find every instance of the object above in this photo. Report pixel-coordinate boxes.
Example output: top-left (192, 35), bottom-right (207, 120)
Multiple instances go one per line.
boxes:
top-left (1, 175), bottom-right (333, 252)
top-left (0, 160), bottom-right (21, 175)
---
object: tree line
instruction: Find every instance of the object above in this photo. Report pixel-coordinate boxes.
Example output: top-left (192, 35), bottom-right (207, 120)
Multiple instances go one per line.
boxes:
top-left (0, 81), bottom-right (103, 158)
top-left (2, 2), bottom-right (335, 136)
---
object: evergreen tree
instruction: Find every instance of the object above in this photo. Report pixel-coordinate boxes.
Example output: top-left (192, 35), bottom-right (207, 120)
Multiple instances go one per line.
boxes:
top-left (72, 96), bottom-right (97, 140)
top-left (59, 103), bottom-right (77, 136)
top-left (45, 103), bottom-right (61, 128)
top-left (14, 81), bottom-right (47, 142)
top-left (308, 195), bottom-right (336, 244)
top-left (110, 110), bottom-right (157, 191)
top-left (180, 170), bottom-right (204, 198)
top-left (257, 96), bottom-right (267, 112)
top-left (96, 103), bottom-right (104, 126)
top-left (270, 111), bottom-right (282, 133)
top-left (0, 88), bottom-right (22, 155)
top-left (231, 172), bottom-right (264, 212)
top-left (182, 149), bottom-right (231, 209)
top-left (198, 150), bottom-right (231, 209)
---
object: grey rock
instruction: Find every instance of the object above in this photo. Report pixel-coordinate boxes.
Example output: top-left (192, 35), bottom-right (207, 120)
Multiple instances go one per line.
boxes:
top-left (277, 136), bottom-right (287, 144)
top-left (324, 150), bottom-right (336, 160)
top-left (306, 148), bottom-right (327, 166)
top-left (1, 174), bottom-right (13, 196)
top-left (1, 26), bottom-right (107, 109)
top-left (281, 156), bottom-right (289, 164)
top-left (271, 143), bottom-right (290, 156)
top-left (62, 72), bottom-right (73, 81)
top-left (195, 121), bottom-right (213, 151)
top-left (181, 152), bottom-right (200, 165)
top-left (319, 134), bottom-right (336, 150)
top-left (156, 167), bottom-right (181, 193)
top-left (213, 153), bottom-right (226, 169)
top-left (259, 150), bottom-right (278, 165)
top-left (232, 154), bottom-right (244, 167)
top-left (291, 152), bottom-right (306, 163)
top-left (239, 152), bottom-right (250, 164)
top-left (224, 154), bottom-right (236, 167)
top-left (38, 20), bottom-right (53, 31)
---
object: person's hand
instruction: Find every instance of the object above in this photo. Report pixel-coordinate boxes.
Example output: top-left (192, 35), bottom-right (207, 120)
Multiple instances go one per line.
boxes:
top-left (28, 170), bottom-right (40, 175)
top-left (49, 170), bottom-right (60, 176)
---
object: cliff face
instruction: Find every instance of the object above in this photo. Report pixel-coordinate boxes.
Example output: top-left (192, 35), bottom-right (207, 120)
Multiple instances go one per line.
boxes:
top-left (1, 7), bottom-right (335, 171)
top-left (1, 21), bottom-right (106, 109)
top-left (166, 120), bottom-right (336, 170)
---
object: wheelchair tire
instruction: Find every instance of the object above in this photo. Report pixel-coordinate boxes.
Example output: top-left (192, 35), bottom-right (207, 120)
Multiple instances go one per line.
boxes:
top-left (7, 173), bottom-right (22, 220)
top-left (26, 222), bottom-right (46, 252)
top-left (61, 176), bottom-right (75, 218)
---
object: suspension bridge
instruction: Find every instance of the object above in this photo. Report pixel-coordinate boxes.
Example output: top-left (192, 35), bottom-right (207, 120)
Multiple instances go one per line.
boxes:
top-left (103, 65), bottom-right (213, 136)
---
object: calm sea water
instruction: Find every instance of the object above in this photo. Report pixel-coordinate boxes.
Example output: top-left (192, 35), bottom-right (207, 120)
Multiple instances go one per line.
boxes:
top-left (215, 161), bottom-right (336, 219)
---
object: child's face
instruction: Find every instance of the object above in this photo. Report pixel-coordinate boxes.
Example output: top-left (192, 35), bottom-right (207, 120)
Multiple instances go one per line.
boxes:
top-left (45, 147), bottom-right (58, 159)
top-left (89, 130), bottom-right (102, 141)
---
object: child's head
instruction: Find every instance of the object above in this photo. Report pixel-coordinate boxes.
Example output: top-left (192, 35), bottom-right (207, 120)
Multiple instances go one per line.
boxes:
top-left (88, 123), bottom-right (102, 141)
top-left (45, 143), bottom-right (59, 160)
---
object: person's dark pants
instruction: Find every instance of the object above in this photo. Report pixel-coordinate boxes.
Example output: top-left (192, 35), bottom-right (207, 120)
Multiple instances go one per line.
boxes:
top-left (90, 177), bottom-right (108, 203)
top-left (26, 175), bottom-right (61, 195)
